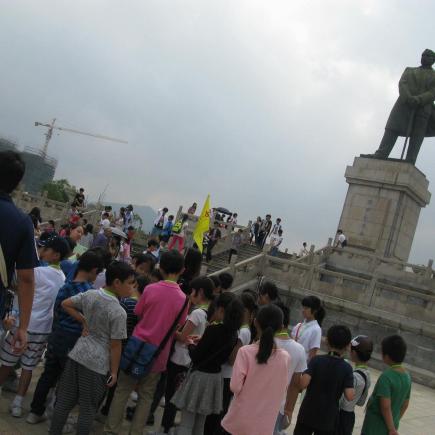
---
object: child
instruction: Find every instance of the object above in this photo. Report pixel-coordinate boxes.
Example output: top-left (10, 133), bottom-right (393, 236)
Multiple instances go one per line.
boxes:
top-left (159, 276), bottom-right (215, 434)
top-left (172, 293), bottom-right (244, 435)
top-left (258, 280), bottom-right (279, 305)
top-left (221, 304), bottom-right (290, 435)
top-left (228, 229), bottom-right (243, 263)
top-left (294, 325), bottom-right (355, 435)
top-left (132, 253), bottom-right (155, 278)
top-left (27, 250), bottom-right (104, 424)
top-left (361, 335), bottom-right (411, 435)
top-left (0, 236), bottom-right (69, 418)
top-left (168, 213), bottom-right (189, 253)
top-left (273, 301), bottom-right (307, 435)
top-left (104, 250), bottom-right (188, 435)
top-left (219, 272), bottom-right (234, 292)
top-left (49, 261), bottom-right (134, 435)
top-left (292, 295), bottom-right (325, 361)
top-left (270, 229), bottom-right (284, 256)
top-left (337, 335), bottom-right (373, 435)
top-left (161, 214), bottom-right (175, 243)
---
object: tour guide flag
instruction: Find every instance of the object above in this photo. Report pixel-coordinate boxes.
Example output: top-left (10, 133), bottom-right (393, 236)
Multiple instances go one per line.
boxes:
top-left (193, 195), bottom-right (211, 253)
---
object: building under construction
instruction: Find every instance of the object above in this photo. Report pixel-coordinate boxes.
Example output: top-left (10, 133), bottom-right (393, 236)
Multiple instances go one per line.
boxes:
top-left (0, 138), bottom-right (57, 194)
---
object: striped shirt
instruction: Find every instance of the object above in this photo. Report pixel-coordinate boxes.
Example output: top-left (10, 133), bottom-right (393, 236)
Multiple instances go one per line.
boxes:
top-left (119, 297), bottom-right (138, 340)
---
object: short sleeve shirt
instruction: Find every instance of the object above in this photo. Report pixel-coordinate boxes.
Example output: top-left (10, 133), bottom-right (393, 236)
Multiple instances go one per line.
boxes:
top-left (362, 369), bottom-right (411, 435)
top-left (297, 355), bottom-right (354, 431)
top-left (0, 193), bottom-right (38, 289)
top-left (68, 289), bottom-right (127, 375)
top-left (221, 326), bottom-right (252, 378)
top-left (292, 320), bottom-right (322, 360)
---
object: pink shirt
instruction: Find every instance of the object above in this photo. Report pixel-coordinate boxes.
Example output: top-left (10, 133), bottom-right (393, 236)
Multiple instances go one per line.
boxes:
top-left (222, 344), bottom-right (290, 435)
top-left (133, 281), bottom-right (188, 373)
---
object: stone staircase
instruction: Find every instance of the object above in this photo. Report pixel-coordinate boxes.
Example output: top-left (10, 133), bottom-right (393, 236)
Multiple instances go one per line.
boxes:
top-left (205, 243), bottom-right (263, 274)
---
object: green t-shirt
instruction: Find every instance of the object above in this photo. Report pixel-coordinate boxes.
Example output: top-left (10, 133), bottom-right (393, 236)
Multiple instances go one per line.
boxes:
top-left (362, 368), bottom-right (411, 435)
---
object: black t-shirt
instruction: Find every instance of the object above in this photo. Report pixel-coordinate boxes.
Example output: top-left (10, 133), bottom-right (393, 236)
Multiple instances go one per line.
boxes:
top-left (297, 354), bottom-right (354, 431)
top-left (189, 323), bottom-right (237, 373)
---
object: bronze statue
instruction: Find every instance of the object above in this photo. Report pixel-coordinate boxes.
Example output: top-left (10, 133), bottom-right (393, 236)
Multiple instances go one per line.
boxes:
top-left (365, 49), bottom-right (435, 164)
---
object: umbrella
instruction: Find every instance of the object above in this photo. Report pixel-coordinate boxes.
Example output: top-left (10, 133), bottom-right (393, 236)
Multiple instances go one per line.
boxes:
top-left (216, 207), bottom-right (232, 215)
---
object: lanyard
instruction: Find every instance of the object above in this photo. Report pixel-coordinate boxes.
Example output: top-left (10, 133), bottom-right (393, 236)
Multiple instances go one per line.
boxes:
top-left (391, 364), bottom-right (402, 369)
top-left (328, 351), bottom-right (342, 358)
top-left (275, 329), bottom-right (289, 338)
top-left (355, 364), bottom-right (368, 369)
top-left (103, 288), bottom-right (117, 298)
top-left (241, 324), bottom-right (250, 329)
top-left (49, 263), bottom-right (61, 270)
top-left (197, 304), bottom-right (209, 310)
top-left (164, 279), bottom-right (177, 283)
top-left (210, 321), bottom-right (223, 326)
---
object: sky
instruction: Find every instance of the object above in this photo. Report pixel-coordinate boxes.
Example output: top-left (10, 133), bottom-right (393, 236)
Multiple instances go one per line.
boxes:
top-left (1, 0), bottom-right (435, 263)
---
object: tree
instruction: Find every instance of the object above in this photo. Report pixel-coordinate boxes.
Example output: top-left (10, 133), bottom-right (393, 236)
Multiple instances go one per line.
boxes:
top-left (133, 213), bottom-right (143, 229)
top-left (42, 179), bottom-right (74, 203)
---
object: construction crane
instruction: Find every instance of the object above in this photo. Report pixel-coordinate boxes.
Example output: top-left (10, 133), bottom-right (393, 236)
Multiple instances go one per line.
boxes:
top-left (35, 118), bottom-right (128, 156)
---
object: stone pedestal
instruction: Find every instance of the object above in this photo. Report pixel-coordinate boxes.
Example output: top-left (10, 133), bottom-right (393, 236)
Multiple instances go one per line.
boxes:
top-left (337, 157), bottom-right (431, 262)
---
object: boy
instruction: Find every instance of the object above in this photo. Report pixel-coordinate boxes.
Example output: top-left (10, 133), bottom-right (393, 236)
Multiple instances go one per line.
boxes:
top-left (361, 335), bottom-right (411, 435)
top-left (228, 229), bottom-right (243, 263)
top-left (270, 229), bottom-right (283, 256)
top-left (338, 335), bottom-right (373, 435)
top-left (294, 325), bottom-right (355, 435)
top-left (0, 236), bottom-right (69, 418)
top-left (49, 261), bottom-right (134, 435)
top-left (219, 272), bottom-right (234, 291)
top-left (105, 250), bottom-right (188, 435)
top-left (27, 250), bottom-right (104, 424)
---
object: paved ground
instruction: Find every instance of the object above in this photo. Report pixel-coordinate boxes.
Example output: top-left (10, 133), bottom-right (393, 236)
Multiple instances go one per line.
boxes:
top-left (0, 364), bottom-right (434, 434)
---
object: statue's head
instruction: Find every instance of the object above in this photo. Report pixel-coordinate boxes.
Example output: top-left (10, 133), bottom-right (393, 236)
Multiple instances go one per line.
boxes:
top-left (421, 49), bottom-right (435, 67)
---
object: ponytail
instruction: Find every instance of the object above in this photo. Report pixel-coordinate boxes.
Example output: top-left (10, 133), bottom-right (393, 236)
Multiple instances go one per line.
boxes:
top-left (256, 326), bottom-right (275, 364)
top-left (302, 295), bottom-right (326, 326)
top-left (315, 306), bottom-right (326, 326)
top-left (255, 304), bottom-right (283, 364)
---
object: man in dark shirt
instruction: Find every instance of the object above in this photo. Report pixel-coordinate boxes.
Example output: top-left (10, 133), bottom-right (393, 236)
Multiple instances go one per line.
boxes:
top-left (206, 222), bottom-right (222, 262)
top-left (0, 151), bottom-right (38, 354)
top-left (295, 325), bottom-right (355, 435)
top-left (73, 188), bottom-right (85, 208)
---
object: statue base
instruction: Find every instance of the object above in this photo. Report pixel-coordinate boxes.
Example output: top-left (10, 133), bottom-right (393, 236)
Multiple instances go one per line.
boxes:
top-left (337, 157), bottom-right (431, 262)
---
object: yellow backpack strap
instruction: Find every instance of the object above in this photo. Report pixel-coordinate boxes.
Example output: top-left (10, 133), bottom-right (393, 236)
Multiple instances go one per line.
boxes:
top-left (0, 243), bottom-right (8, 289)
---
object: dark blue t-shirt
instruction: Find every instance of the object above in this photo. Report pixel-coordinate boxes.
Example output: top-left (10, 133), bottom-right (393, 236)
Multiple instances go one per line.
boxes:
top-left (0, 193), bottom-right (38, 288)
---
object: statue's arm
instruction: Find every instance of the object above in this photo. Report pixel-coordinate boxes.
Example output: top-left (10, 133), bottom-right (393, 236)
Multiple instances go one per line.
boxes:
top-left (415, 78), bottom-right (435, 106)
top-left (398, 68), bottom-right (412, 102)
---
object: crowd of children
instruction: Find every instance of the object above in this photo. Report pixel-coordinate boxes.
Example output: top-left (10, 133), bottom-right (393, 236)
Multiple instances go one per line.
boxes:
top-left (0, 200), bottom-right (413, 435)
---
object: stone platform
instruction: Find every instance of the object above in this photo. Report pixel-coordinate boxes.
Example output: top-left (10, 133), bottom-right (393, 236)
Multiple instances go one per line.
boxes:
top-left (1, 363), bottom-right (435, 434)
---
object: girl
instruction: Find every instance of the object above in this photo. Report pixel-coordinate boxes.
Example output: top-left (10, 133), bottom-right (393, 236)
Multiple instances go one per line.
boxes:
top-left (159, 276), bottom-right (215, 434)
top-left (80, 224), bottom-right (94, 249)
top-left (221, 304), bottom-right (290, 435)
top-left (168, 214), bottom-right (189, 253)
top-left (291, 295), bottom-right (325, 361)
top-left (171, 293), bottom-right (244, 435)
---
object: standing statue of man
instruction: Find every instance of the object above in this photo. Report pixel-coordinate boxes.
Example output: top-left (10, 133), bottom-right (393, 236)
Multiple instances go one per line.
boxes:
top-left (366, 49), bottom-right (435, 164)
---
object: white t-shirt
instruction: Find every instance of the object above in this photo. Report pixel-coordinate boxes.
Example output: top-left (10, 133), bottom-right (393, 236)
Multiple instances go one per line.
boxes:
top-left (275, 337), bottom-right (307, 413)
top-left (221, 326), bottom-right (251, 378)
top-left (291, 319), bottom-right (322, 360)
top-left (171, 308), bottom-right (208, 367)
top-left (99, 218), bottom-right (110, 233)
top-left (28, 266), bottom-right (66, 333)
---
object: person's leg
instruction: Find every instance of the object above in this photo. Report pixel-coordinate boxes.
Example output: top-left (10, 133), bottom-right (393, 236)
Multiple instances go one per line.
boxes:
top-left (76, 363), bottom-right (107, 435)
top-left (178, 236), bottom-right (185, 253)
top-left (177, 410), bottom-right (196, 435)
top-left (16, 368), bottom-right (32, 396)
top-left (168, 236), bottom-right (176, 250)
top-left (130, 372), bottom-right (160, 435)
top-left (293, 420), bottom-right (313, 435)
top-left (104, 371), bottom-right (136, 433)
top-left (374, 128), bottom-right (399, 158)
top-left (49, 359), bottom-right (79, 434)
top-left (193, 413), bottom-right (207, 435)
top-left (161, 362), bottom-right (186, 432)
top-left (147, 371), bottom-right (167, 423)
top-left (100, 383), bottom-right (117, 416)
top-left (406, 114), bottom-right (429, 164)
top-left (0, 365), bottom-right (13, 386)
top-left (204, 413), bottom-right (220, 435)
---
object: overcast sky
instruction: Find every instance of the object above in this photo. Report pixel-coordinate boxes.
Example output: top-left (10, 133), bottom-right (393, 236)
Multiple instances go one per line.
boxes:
top-left (1, 1), bottom-right (434, 263)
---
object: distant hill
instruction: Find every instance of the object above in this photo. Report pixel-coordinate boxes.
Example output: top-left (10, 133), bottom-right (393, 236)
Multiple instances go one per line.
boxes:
top-left (104, 202), bottom-right (157, 233)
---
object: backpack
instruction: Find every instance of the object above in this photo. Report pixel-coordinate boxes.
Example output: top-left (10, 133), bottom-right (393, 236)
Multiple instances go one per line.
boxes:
top-left (172, 220), bottom-right (184, 234)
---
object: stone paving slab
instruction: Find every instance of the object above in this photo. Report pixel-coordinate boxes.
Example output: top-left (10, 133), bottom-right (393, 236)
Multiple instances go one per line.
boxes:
top-left (1, 364), bottom-right (434, 434)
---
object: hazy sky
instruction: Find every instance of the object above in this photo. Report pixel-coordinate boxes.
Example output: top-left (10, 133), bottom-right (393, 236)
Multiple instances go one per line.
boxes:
top-left (1, 1), bottom-right (434, 263)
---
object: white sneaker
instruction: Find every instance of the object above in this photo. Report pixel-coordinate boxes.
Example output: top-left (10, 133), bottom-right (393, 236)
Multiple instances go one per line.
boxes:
top-left (130, 391), bottom-right (138, 402)
top-left (26, 412), bottom-right (47, 424)
top-left (10, 404), bottom-right (22, 418)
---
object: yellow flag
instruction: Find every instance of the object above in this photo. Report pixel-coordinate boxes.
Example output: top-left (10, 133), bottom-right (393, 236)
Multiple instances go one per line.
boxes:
top-left (193, 195), bottom-right (211, 253)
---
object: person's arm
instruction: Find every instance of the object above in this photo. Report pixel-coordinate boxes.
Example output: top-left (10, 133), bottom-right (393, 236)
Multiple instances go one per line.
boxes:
top-left (399, 399), bottom-right (409, 419)
top-left (108, 339), bottom-right (122, 387)
top-left (299, 373), bottom-right (312, 390)
top-left (189, 325), bottom-right (215, 365)
top-left (308, 348), bottom-right (319, 360)
top-left (284, 372), bottom-right (302, 420)
top-left (12, 269), bottom-right (35, 353)
top-left (61, 297), bottom-right (89, 335)
top-left (344, 387), bottom-right (355, 401)
top-left (228, 338), bottom-right (243, 365)
top-left (175, 320), bottom-right (196, 343)
top-left (229, 347), bottom-right (247, 396)
top-left (380, 397), bottom-right (398, 435)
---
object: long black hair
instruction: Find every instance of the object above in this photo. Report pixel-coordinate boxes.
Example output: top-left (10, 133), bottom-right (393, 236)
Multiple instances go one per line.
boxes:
top-left (190, 276), bottom-right (215, 302)
top-left (215, 292), bottom-right (244, 334)
top-left (256, 304), bottom-right (283, 364)
top-left (302, 295), bottom-right (326, 326)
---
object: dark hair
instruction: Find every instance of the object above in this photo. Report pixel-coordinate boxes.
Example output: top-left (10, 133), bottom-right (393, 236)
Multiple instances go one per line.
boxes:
top-left (259, 281), bottom-right (279, 301)
top-left (163, 207), bottom-right (169, 213)
top-left (256, 304), bottom-right (283, 364)
top-left (29, 207), bottom-right (42, 222)
top-left (215, 292), bottom-right (244, 334)
top-left (219, 272), bottom-right (234, 290)
top-left (105, 261), bottom-right (135, 286)
top-left (274, 300), bottom-right (290, 328)
top-left (327, 325), bottom-right (352, 350)
top-left (84, 223), bottom-right (93, 235)
top-left (160, 250), bottom-right (184, 275)
top-left (64, 237), bottom-right (76, 251)
top-left (134, 253), bottom-right (155, 270)
top-left (79, 188), bottom-right (84, 192)
top-left (151, 268), bottom-right (163, 281)
top-left (190, 276), bottom-right (215, 301)
top-left (48, 220), bottom-right (56, 227)
top-left (381, 335), bottom-right (407, 363)
top-left (0, 151), bottom-right (25, 193)
top-left (351, 335), bottom-right (373, 362)
top-left (183, 248), bottom-right (202, 278)
top-left (88, 247), bottom-right (113, 269)
top-left (240, 292), bottom-right (257, 315)
top-left (210, 275), bottom-right (221, 290)
top-left (302, 295), bottom-right (326, 326)
top-left (76, 251), bottom-right (104, 274)
top-left (148, 239), bottom-right (159, 248)
top-left (66, 223), bottom-right (83, 236)
top-left (136, 275), bottom-right (151, 295)
top-left (44, 236), bottom-right (71, 261)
